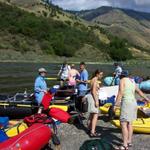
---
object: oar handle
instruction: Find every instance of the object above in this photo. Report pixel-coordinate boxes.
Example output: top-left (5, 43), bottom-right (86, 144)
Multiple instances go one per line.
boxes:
top-left (45, 77), bottom-right (58, 80)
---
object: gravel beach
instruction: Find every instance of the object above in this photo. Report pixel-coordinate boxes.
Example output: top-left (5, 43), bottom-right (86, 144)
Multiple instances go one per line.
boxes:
top-left (54, 114), bottom-right (150, 150)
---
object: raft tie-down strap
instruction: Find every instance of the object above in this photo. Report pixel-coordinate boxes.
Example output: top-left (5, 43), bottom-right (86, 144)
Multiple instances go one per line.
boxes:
top-left (141, 118), bottom-right (145, 124)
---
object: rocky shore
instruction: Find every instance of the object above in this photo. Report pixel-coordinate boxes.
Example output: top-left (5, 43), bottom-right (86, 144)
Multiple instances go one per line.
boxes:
top-left (54, 115), bottom-right (150, 150)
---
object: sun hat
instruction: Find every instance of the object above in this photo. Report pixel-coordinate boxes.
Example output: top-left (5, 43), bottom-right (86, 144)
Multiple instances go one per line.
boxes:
top-left (120, 70), bottom-right (129, 77)
top-left (38, 68), bottom-right (47, 73)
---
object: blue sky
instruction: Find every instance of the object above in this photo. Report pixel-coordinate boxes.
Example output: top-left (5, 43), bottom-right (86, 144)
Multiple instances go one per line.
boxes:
top-left (51, 0), bottom-right (150, 12)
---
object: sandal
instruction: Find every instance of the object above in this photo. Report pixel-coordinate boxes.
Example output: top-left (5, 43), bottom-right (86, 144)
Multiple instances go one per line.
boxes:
top-left (128, 143), bottom-right (133, 147)
top-left (114, 145), bottom-right (128, 150)
top-left (89, 132), bottom-right (101, 138)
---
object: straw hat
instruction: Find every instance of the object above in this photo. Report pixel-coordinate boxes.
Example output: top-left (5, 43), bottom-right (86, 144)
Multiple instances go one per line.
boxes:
top-left (38, 68), bottom-right (47, 73)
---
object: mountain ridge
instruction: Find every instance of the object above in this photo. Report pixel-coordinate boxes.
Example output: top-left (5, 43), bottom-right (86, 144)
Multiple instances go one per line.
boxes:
top-left (0, 0), bottom-right (149, 61)
top-left (72, 6), bottom-right (150, 52)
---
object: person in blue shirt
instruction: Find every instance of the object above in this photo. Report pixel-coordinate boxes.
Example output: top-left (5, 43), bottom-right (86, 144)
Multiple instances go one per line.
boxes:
top-left (77, 62), bottom-right (89, 96)
top-left (34, 68), bottom-right (48, 105)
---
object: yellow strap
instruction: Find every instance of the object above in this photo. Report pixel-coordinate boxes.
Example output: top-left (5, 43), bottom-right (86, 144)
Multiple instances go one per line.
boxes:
top-left (17, 104), bottom-right (32, 107)
top-left (0, 103), bottom-right (33, 108)
top-left (141, 118), bottom-right (145, 124)
top-left (45, 77), bottom-right (58, 80)
top-left (0, 103), bottom-right (9, 106)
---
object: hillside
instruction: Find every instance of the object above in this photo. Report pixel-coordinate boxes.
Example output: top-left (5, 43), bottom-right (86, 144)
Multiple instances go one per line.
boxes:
top-left (0, 0), bottom-right (111, 62)
top-left (74, 6), bottom-right (150, 55)
top-left (0, 1), bottom-right (148, 62)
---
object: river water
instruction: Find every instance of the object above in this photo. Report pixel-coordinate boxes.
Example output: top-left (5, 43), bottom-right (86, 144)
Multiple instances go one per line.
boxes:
top-left (0, 62), bottom-right (149, 94)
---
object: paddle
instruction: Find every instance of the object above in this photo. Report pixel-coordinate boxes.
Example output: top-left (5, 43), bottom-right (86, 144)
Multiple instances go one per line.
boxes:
top-left (45, 77), bottom-right (58, 80)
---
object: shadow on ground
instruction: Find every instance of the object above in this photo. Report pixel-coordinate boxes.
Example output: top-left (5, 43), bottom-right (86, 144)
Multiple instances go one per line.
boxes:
top-left (73, 115), bottom-right (123, 149)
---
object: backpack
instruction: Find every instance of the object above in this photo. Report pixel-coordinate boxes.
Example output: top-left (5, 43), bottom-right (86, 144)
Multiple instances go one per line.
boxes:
top-left (75, 96), bottom-right (88, 113)
top-left (80, 139), bottom-right (112, 150)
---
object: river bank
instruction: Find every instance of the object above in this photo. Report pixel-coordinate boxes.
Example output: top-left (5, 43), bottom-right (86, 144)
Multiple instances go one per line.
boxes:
top-left (54, 114), bottom-right (150, 150)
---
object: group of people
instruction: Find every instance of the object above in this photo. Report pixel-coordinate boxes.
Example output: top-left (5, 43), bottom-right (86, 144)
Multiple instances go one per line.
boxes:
top-left (34, 61), bottom-right (89, 104)
top-left (34, 62), bottom-right (149, 150)
top-left (57, 61), bottom-right (91, 97)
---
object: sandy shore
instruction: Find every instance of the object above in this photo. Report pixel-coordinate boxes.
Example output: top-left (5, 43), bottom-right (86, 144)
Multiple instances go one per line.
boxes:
top-left (53, 115), bottom-right (150, 150)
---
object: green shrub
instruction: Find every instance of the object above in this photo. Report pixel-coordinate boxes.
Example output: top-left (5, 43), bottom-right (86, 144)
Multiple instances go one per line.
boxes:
top-left (40, 40), bottom-right (54, 54)
top-left (0, 2), bottom-right (133, 60)
top-left (109, 37), bottom-right (133, 61)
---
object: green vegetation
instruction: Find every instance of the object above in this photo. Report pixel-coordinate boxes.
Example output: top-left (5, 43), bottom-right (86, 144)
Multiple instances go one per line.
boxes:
top-left (75, 6), bottom-right (150, 56)
top-left (0, 2), bottom-right (134, 61)
top-left (109, 37), bottom-right (133, 61)
top-left (0, 2), bottom-right (104, 57)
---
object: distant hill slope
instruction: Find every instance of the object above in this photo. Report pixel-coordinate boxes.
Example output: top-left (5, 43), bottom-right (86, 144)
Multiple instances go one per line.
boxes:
top-left (75, 6), bottom-right (150, 52)
top-left (0, 0), bottom-right (112, 61)
top-left (0, 1), bottom-right (149, 61)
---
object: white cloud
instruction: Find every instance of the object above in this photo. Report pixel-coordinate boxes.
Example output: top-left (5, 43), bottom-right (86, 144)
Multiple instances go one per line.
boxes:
top-left (51, 0), bottom-right (150, 12)
top-left (134, 0), bottom-right (150, 5)
top-left (52, 0), bottom-right (111, 10)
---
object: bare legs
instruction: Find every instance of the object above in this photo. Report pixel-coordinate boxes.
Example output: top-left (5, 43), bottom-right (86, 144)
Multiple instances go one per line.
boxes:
top-left (127, 122), bottom-right (133, 144)
top-left (121, 122), bottom-right (128, 147)
top-left (88, 113), bottom-right (98, 134)
top-left (60, 80), bottom-right (64, 87)
top-left (121, 121), bottom-right (133, 147)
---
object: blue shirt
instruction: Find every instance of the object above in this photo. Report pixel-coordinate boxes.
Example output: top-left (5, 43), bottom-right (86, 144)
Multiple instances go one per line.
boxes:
top-left (78, 69), bottom-right (88, 91)
top-left (34, 75), bottom-right (47, 104)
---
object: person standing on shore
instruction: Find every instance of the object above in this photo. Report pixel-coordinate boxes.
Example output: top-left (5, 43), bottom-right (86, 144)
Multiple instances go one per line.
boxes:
top-left (114, 70), bottom-right (149, 150)
top-left (34, 68), bottom-right (48, 105)
top-left (68, 64), bottom-right (80, 86)
top-left (113, 62), bottom-right (122, 85)
top-left (57, 61), bottom-right (71, 87)
top-left (87, 69), bottom-right (103, 137)
top-left (77, 62), bottom-right (88, 96)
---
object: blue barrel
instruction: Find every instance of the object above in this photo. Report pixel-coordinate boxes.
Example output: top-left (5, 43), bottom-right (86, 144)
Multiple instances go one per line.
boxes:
top-left (104, 76), bottom-right (120, 86)
top-left (139, 80), bottom-right (150, 92)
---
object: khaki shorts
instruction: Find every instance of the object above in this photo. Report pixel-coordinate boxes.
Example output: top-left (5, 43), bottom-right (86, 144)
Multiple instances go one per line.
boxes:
top-left (86, 94), bottom-right (99, 114)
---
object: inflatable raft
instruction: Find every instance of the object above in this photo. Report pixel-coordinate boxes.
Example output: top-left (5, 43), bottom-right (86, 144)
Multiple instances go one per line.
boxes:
top-left (104, 76), bottom-right (143, 86)
top-left (111, 118), bottom-right (150, 134)
top-left (0, 123), bottom-right (52, 150)
top-left (100, 102), bottom-right (147, 117)
top-left (0, 93), bottom-right (69, 119)
top-left (139, 80), bottom-right (150, 93)
top-left (104, 76), bottom-right (115, 86)
top-left (100, 103), bottom-right (120, 117)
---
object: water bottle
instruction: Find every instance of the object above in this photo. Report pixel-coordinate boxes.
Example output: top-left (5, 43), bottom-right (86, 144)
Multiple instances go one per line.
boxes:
top-left (24, 89), bottom-right (28, 98)
top-left (75, 88), bottom-right (78, 94)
